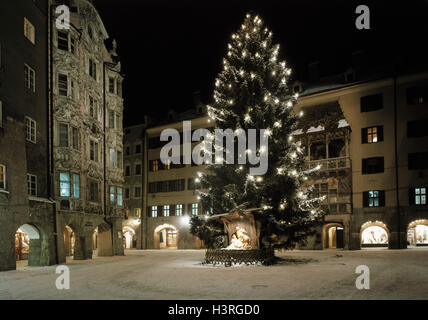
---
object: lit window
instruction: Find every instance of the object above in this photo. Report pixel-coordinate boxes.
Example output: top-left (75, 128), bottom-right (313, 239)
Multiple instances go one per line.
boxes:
top-left (24, 64), bottom-right (35, 92)
top-left (73, 174), bottom-right (79, 198)
top-left (110, 186), bottom-right (115, 204)
top-left (164, 205), bottom-right (170, 217)
top-left (24, 18), bottom-right (35, 44)
top-left (152, 160), bottom-right (159, 172)
top-left (109, 148), bottom-right (115, 168)
top-left (59, 172), bottom-right (70, 197)
top-left (0, 165), bottom-right (6, 190)
top-left (25, 116), bottom-right (36, 143)
top-left (151, 206), bottom-right (157, 217)
top-left (191, 203), bottom-right (199, 216)
top-left (415, 188), bottom-right (426, 205)
top-left (27, 174), bottom-right (37, 196)
top-left (134, 208), bottom-right (141, 218)
top-left (368, 191), bottom-right (379, 207)
top-left (175, 204), bottom-right (183, 216)
top-left (367, 127), bottom-right (377, 143)
top-left (117, 187), bottom-right (123, 206)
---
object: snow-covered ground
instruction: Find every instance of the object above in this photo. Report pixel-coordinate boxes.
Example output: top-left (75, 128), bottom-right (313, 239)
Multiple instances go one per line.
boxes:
top-left (1, 249), bottom-right (428, 299)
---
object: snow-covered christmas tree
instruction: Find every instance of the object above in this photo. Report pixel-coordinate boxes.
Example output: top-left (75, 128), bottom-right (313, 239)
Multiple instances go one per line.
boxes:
top-left (190, 12), bottom-right (325, 250)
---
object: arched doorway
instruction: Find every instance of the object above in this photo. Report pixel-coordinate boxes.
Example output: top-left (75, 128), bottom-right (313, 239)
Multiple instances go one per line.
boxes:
top-left (123, 226), bottom-right (136, 249)
top-left (92, 223), bottom-right (113, 257)
top-left (154, 224), bottom-right (178, 249)
top-left (15, 224), bottom-right (46, 267)
top-left (407, 219), bottom-right (428, 247)
top-left (64, 225), bottom-right (75, 258)
top-left (323, 223), bottom-right (344, 249)
top-left (361, 221), bottom-right (389, 248)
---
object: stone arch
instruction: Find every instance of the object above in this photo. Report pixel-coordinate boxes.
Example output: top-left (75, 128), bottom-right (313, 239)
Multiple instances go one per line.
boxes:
top-left (360, 221), bottom-right (390, 248)
top-left (15, 223), bottom-right (49, 267)
top-left (407, 219), bottom-right (428, 247)
top-left (154, 224), bottom-right (178, 249)
top-left (92, 222), bottom-right (113, 257)
top-left (64, 225), bottom-right (76, 258)
top-left (322, 222), bottom-right (344, 249)
top-left (123, 225), bottom-right (136, 249)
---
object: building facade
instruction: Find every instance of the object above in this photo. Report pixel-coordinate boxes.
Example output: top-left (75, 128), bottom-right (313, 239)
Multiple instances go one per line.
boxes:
top-left (0, 0), bottom-right (57, 271)
top-left (50, 0), bottom-right (125, 261)
top-left (295, 71), bottom-right (428, 250)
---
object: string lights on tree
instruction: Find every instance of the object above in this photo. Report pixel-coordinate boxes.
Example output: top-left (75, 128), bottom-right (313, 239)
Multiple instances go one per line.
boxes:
top-left (190, 12), bottom-right (325, 250)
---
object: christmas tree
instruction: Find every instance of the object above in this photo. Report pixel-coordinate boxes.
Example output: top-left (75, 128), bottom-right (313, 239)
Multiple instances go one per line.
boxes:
top-left (190, 13), bottom-right (325, 250)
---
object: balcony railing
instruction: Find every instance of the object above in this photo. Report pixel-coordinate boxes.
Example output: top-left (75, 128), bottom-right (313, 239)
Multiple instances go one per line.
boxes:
top-left (305, 156), bottom-right (351, 171)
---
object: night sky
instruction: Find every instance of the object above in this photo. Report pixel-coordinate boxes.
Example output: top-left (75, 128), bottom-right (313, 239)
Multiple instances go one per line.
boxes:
top-left (93, 0), bottom-right (428, 127)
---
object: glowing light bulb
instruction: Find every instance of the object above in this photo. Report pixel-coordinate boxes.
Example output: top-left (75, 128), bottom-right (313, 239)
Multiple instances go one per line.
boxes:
top-left (274, 121), bottom-right (281, 128)
top-left (256, 177), bottom-right (263, 182)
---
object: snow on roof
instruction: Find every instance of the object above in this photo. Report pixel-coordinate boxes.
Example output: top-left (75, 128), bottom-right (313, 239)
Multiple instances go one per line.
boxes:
top-left (292, 119), bottom-right (349, 136)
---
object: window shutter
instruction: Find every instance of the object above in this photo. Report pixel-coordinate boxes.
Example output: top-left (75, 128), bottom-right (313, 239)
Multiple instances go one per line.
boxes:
top-left (409, 188), bottom-right (415, 205)
top-left (379, 190), bottom-right (385, 207)
top-left (363, 191), bottom-right (369, 207)
top-left (188, 204), bottom-right (192, 215)
top-left (378, 126), bottom-right (384, 142)
top-left (170, 204), bottom-right (176, 216)
top-left (362, 159), bottom-right (367, 174)
top-left (147, 206), bottom-right (151, 217)
top-left (361, 128), bottom-right (367, 144)
top-left (158, 205), bottom-right (163, 217)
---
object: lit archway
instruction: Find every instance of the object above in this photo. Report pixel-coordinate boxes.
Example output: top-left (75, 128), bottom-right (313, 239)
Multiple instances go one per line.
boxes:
top-left (407, 219), bottom-right (428, 246)
top-left (123, 226), bottom-right (136, 249)
top-left (15, 224), bottom-right (47, 267)
top-left (323, 223), bottom-right (344, 249)
top-left (154, 224), bottom-right (178, 249)
top-left (361, 221), bottom-right (389, 248)
top-left (64, 225), bottom-right (75, 258)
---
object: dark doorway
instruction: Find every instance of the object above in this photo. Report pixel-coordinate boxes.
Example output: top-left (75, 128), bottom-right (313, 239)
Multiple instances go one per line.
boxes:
top-left (336, 227), bottom-right (344, 248)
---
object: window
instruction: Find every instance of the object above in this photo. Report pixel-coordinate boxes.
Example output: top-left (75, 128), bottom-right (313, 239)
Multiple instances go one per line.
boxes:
top-left (191, 203), bottom-right (199, 216)
top-left (109, 111), bottom-right (115, 128)
top-left (125, 165), bottom-right (130, 176)
top-left (25, 117), bottom-right (36, 143)
top-left (57, 31), bottom-right (69, 51)
top-left (89, 96), bottom-right (97, 119)
top-left (361, 93), bottom-right (383, 112)
top-left (363, 190), bottom-right (385, 207)
top-left (89, 58), bottom-right (97, 81)
top-left (125, 146), bottom-right (130, 156)
top-left (59, 172), bottom-right (70, 197)
top-left (59, 123), bottom-right (68, 147)
top-left (70, 79), bottom-right (77, 100)
top-left (163, 205), bottom-right (170, 217)
top-left (0, 165), bottom-right (5, 190)
top-left (58, 74), bottom-right (68, 96)
top-left (134, 208), bottom-right (141, 218)
top-left (124, 188), bottom-right (130, 199)
top-left (407, 86), bottom-right (428, 105)
top-left (72, 127), bottom-right (79, 150)
top-left (117, 151), bottom-right (123, 169)
top-left (24, 18), bottom-right (35, 44)
top-left (409, 188), bottom-right (427, 205)
top-left (73, 174), bottom-right (79, 198)
top-left (27, 174), bottom-right (37, 196)
top-left (109, 77), bottom-right (115, 94)
top-left (109, 148), bottom-right (115, 168)
top-left (117, 188), bottom-right (123, 206)
top-left (110, 186), bottom-right (115, 204)
top-left (176, 204), bottom-right (183, 216)
top-left (116, 114), bottom-right (121, 130)
top-left (362, 126), bottom-right (383, 144)
top-left (89, 180), bottom-right (99, 202)
top-left (135, 164), bottom-right (141, 175)
top-left (24, 64), bottom-right (35, 92)
top-left (135, 144), bottom-right (141, 154)
top-left (89, 140), bottom-right (98, 162)
top-left (150, 160), bottom-right (159, 172)
top-left (407, 119), bottom-right (428, 138)
top-left (151, 206), bottom-right (158, 217)
top-left (408, 152), bottom-right (428, 170)
top-left (70, 37), bottom-right (75, 54)
top-left (362, 157), bottom-right (384, 174)
top-left (188, 178), bottom-right (196, 190)
top-left (134, 186), bottom-right (141, 198)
